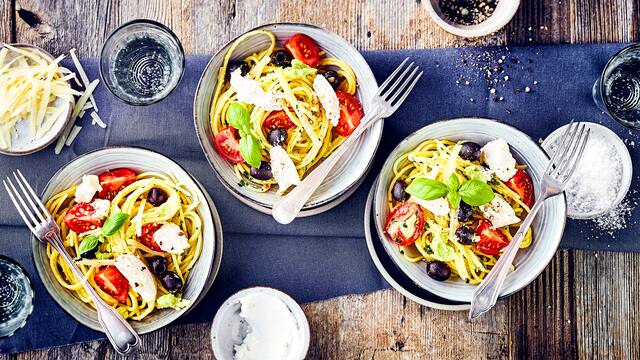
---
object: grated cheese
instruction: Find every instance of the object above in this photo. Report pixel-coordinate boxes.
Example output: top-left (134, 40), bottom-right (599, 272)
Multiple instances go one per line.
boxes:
top-left (90, 111), bottom-right (106, 128)
top-left (70, 48), bottom-right (98, 112)
top-left (65, 125), bottom-right (82, 146)
top-left (55, 78), bottom-right (99, 154)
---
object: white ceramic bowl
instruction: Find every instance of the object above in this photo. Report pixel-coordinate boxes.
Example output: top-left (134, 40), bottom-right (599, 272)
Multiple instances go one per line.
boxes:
top-left (193, 23), bottom-right (382, 216)
top-left (32, 147), bottom-right (223, 334)
top-left (423, 0), bottom-right (521, 38)
top-left (0, 44), bottom-right (73, 156)
top-left (541, 122), bottom-right (633, 219)
top-left (373, 118), bottom-right (567, 303)
top-left (210, 287), bottom-right (310, 360)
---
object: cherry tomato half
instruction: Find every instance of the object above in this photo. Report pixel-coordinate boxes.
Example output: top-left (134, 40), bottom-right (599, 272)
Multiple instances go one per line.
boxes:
top-left (284, 33), bottom-right (321, 68)
top-left (263, 110), bottom-right (295, 130)
top-left (97, 168), bottom-right (137, 200)
top-left (385, 202), bottom-right (425, 247)
top-left (335, 91), bottom-right (364, 137)
top-left (475, 220), bottom-right (510, 255)
top-left (63, 202), bottom-right (104, 234)
top-left (214, 126), bottom-right (244, 163)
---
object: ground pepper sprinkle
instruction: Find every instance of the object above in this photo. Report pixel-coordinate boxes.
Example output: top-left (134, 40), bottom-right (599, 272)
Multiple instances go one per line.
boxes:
top-left (439, 0), bottom-right (499, 25)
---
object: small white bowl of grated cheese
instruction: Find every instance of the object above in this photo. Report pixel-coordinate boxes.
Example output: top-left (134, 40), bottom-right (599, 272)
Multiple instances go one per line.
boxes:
top-left (542, 122), bottom-right (633, 219)
top-left (210, 287), bottom-right (310, 360)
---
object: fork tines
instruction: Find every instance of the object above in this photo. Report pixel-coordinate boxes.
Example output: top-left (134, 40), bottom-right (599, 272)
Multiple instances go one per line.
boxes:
top-left (547, 121), bottom-right (591, 185)
top-left (3, 170), bottom-right (51, 233)
top-left (378, 58), bottom-right (424, 108)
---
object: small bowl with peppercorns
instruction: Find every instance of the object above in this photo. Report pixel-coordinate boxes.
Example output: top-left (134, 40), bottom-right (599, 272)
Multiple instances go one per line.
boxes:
top-left (424, 0), bottom-right (520, 38)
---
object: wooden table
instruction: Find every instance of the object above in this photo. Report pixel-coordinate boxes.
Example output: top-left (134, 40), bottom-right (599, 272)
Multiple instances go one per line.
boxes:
top-left (1, 0), bottom-right (638, 359)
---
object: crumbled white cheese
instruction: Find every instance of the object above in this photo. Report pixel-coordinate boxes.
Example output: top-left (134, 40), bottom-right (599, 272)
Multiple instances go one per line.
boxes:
top-left (481, 138), bottom-right (517, 182)
top-left (230, 69), bottom-right (282, 111)
top-left (410, 196), bottom-right (450, 217)
top-left (74, 175), bottom-right (102, 203)
top-left (152, 223), bottom-right (190, 254)
top-left (313, 75), bottom-right (340, 126)
top-left (234, 293), bottom-right (300, 360)
top-left (90, 199), bottom-right (111, 219)
top-left (269, 146), bottom-right (300, 192)
top-left (479, 195), bottom-right (521, 228)
top-left (114, 254), bottom-right (156, 303)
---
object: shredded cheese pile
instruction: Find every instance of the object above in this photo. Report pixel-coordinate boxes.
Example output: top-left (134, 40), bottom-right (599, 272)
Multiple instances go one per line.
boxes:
top-left (0, 44), bottom-right (105, 153)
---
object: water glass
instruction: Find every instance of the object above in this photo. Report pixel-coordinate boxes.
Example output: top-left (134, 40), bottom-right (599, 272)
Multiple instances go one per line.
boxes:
top-left (592, 44), bottom-right (640, 130)
top-left (100, 19), bottom-right (185, 106)
top-left (0, 255), bottom-right (34, 337)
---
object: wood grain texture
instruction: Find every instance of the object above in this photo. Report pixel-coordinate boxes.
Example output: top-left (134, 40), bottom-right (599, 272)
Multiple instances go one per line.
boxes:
top-left (1, 0), bottom-right (639, 359)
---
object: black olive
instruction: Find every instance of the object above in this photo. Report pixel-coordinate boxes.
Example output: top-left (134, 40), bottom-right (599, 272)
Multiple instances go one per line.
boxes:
top-left (459, 142), bottom-right (482, 161)
top-left (272, 50), bottom-right (293, 68)
top-left (147, 188), bottom-right (168, 206)
top-left (225, 60), bottom-right (250, 80)
top-left (250, 161), bottom-right (273, 180)
top-left (455, 226), bottom-right (475, 245)
top-left (160, 271), bottom-right (183, 293)
top-left (392, 180), bottom-right (408, 202)
top-left (148, 256), bottom-right (168, 275)
top-left (426, 261), bottom-right (451, 281)
top-left (80, 248), bottom-right (97, 259)
top-left (457, 201), bottom-right (473, 222)
top-left (267, 127), bottom-right (288, 147)
top-left (321, 70), bottom-right (341, 89)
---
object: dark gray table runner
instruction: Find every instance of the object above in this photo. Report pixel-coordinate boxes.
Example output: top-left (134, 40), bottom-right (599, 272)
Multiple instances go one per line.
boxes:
top-left (1, 43), bottom-right (638, 354)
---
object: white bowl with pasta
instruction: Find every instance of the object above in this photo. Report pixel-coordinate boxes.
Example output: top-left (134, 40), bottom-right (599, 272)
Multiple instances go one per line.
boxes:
top-left (372, 118), bottom-right (566, 303)
top-left (193, 23), bottom-right (383, 216)
top-left (31, 147), bottom-right (222, 333)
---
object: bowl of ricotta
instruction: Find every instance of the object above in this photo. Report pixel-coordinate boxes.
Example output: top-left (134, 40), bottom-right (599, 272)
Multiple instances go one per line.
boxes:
top-left (210, 287), bottom-right (310, 360)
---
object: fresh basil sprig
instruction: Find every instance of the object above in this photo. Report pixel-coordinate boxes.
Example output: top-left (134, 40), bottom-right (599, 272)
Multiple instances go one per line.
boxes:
top-left (77, 212), bottom-right (129, 256)
top-left (227, 102), bottom-right (262, 168)
top-left (405, 174), bottom-right (494, 208)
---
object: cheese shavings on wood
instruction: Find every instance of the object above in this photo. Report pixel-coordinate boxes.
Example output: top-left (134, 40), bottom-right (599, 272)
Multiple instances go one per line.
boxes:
top-left (0, 44), bottom-right (81, 149)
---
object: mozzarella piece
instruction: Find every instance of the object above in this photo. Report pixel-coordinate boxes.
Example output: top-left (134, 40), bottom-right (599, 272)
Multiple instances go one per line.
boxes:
top-left (479, 195), bottom-right (521, 228)
top-left (313, 75), bottom-right (340, 126)
top-left (481, 138), bottom-right (518, 182)
top-left (90, 199), bottom-right (111, 219)
top-left (230, 68), bottom-right (282, 111)
top-left (152, 223), bottom-right (190, 254)
top-left (410, 196), bottom-right (450, 217)
top-left (269, 146), bottom-right (300, 192)
top-left (75, 175), bottom-right (102, 203)
top-left (114, 254), bottom-right (157, 303)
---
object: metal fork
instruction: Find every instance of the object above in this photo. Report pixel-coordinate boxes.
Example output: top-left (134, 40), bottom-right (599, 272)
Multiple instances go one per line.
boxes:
top-left (3, 170), bottom-right (140, 354)
top-left (469, 121), bottom-right (590, 320)
top-left (272, 58), bottom-right (423, 224)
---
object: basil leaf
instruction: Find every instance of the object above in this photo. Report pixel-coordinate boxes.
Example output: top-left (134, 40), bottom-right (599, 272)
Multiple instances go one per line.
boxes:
top-left (239, 134), bottom-right (262, 168)
top-left (447, 191), bottom-right (461, 209)
top-left (227, 102), bottom-right (251, 133)
top-left (447, 173), bottom-right (460, 191)
top-left (458, 180), bottom-right (495, 206)
top-left (78, 235), bottom-right (100, 256)
top-left (405, 178), bottom-right (449, 201)
top-left (102, 212), bottom-right (130, 237)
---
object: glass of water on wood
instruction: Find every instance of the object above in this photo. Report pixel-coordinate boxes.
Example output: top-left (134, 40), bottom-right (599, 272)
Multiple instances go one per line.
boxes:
top-left (100, 19), bottom-right (185, 106)
top-left (593, 44), bottom-right (640, 130)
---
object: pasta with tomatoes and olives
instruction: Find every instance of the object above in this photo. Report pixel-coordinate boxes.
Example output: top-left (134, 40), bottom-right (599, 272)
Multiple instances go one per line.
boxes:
top-left (384, 138), bottom-right (535, 285)
top-left (45, 168), bottom-right (203, 320)
top-left (210, 30), bottom-right (364, 195)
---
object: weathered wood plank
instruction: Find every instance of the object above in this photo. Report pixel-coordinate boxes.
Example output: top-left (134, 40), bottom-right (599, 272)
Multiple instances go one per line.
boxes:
top-left (0, 0), bottom-right (14, 43)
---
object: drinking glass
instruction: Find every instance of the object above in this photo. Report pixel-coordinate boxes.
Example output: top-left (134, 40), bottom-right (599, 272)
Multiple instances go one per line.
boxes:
top-left (592, 44), bottom-right (640, 130)
top-left (0, 255), bottom-right (34, 337)
top-left (100, 19), bottom-right (185, 106)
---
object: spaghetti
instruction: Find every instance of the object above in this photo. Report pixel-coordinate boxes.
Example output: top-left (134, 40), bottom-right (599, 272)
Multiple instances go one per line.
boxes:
top-left (45, 171), bottom-right (203, 320)
top-left (385, 139), bottom-right (533, 284)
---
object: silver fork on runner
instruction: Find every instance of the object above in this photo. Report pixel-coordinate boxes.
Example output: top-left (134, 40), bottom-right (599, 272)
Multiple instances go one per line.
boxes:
top-left (272, 58), bottom-right (423, 224)
top-left (3, 170), bottom-right (140, 354)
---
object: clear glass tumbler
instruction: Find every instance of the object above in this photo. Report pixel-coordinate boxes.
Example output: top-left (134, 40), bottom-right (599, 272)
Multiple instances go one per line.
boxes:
top-left (100, 19), bottom-right (185, 106)
top-left (592, 44), bottom-right (640, 130)
top-left (0, 255), bottom-right (34, 337)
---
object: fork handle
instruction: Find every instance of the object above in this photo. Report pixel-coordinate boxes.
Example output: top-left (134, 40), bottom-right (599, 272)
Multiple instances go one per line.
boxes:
top-left (468, 197), bottom-right (546, 320)
top-left (48, 236), bottom-right (140, 354)
top-left (272, 106), bottom-right (383, 224)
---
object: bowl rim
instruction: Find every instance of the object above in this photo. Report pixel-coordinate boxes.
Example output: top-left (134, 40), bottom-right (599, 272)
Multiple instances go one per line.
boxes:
top-left (210, 286), bottom-right (310, 360)
top-left (31, 145), bottom-right (222, 334)
top-left (0, 43), bottom-right (74, 156)
top-left (422, 0), bottom-right (521, 38)
top-left (98, 18), bottom-right (186, 106)
top-left (541, 121), bottom-right (633, 219)
top-left (372, 117), bottom-right (567, 302)
top-left (192, 21), bottom-right (383, 215)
